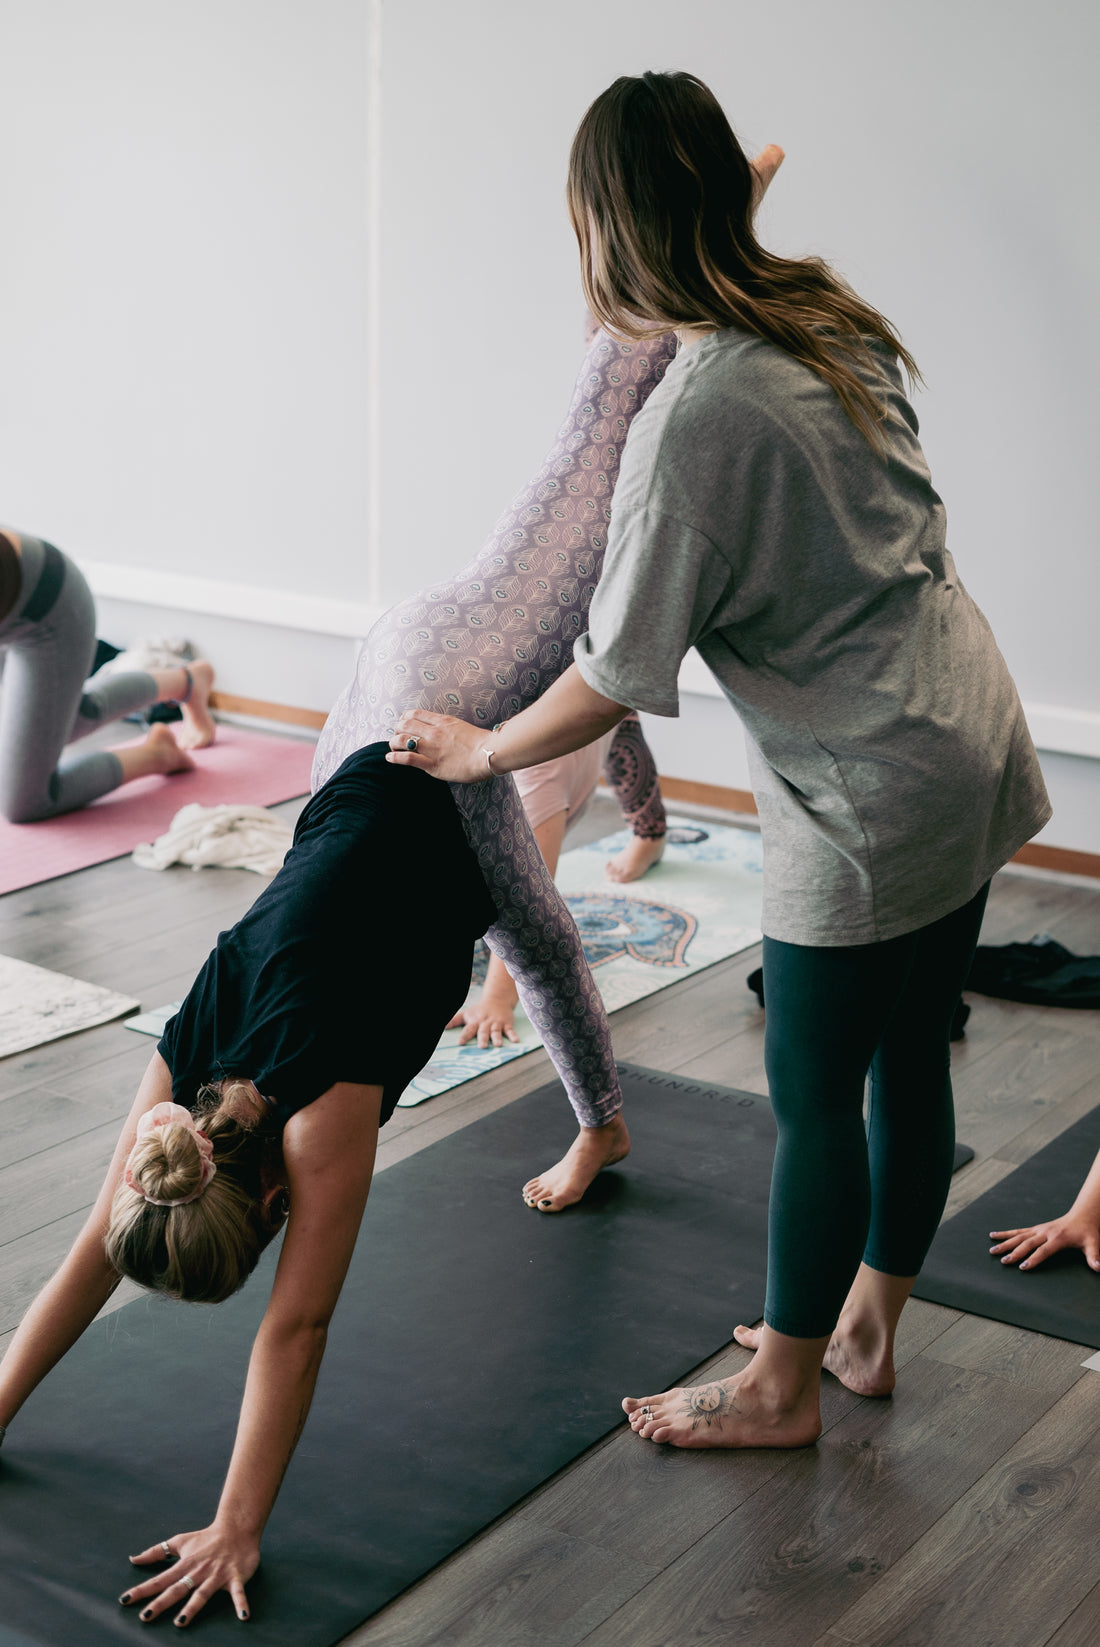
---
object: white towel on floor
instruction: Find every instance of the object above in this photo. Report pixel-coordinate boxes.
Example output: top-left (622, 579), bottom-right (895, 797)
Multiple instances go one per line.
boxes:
top-left (132, 803), bottom-right (293, 875)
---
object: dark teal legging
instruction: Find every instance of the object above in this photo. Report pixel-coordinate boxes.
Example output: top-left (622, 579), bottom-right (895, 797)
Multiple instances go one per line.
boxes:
top-left (761, 883), bottom-right (990, 1339)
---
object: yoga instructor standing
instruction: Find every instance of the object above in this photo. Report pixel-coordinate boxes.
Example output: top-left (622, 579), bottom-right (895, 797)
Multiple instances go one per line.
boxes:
top-left (390, 71), bottom-right (1051, 1449)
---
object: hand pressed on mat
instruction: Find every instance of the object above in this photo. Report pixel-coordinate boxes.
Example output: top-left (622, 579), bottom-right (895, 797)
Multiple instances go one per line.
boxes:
top-left (990, 1214), bottom-right (1100, 1271)
top-left (122, 1523), bottom-right (257, 1627)
top-left (990, 1141), bottom-right (1100, 1271)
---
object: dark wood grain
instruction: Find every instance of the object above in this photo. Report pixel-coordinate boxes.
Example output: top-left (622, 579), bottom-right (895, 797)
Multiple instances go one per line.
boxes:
top-left (578, 1356), bottom-right (1062, 1647)
top-left (824, 1374), bottom-right (1100, 1647)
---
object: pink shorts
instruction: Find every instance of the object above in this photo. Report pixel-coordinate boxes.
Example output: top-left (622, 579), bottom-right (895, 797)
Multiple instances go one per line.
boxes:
top-left (512, 733), bottom-right (614, 832)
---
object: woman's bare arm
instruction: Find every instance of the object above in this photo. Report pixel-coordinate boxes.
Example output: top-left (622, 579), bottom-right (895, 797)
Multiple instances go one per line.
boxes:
top-left (0, 1051), bottom-right (176, 1431)
top-left (122, 1081), bottom-right (383, 1627)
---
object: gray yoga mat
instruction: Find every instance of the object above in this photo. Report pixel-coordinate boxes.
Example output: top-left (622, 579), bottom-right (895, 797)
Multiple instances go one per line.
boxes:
top-left (914, 1104), bottom-right (1100, 1347)
top-left (0, 1065), bottom-right (973, 1645)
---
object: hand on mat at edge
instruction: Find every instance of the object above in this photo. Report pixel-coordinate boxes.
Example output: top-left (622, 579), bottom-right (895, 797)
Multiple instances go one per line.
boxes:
top-left (448, 995), bottom-right (520, 1049)
top-left (989, 1216), bottom-right (1100, 1271)
top-left (122, 1523), bottom-right (259, 1626)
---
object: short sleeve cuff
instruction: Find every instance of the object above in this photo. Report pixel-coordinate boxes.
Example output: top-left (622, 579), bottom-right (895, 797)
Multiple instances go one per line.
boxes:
top-left (573, 637), bottom-right (681, 718)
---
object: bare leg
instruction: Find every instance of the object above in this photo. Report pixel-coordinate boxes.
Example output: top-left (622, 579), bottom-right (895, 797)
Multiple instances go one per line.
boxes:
top-left (733, 1263), bottom-right (915, 1397)
top-left (146, 660), bottom-right (217, 750)
top-left (603, 712), bottom-right (667, 883)
top-left (623, 1323), bottom-right (828, 1449)
top-left (113, 723), bottom-right (196, 783)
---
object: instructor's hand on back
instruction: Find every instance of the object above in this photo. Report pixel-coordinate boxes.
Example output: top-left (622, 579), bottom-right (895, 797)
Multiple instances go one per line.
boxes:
top-left (388, 712), bottom-right (491, 785)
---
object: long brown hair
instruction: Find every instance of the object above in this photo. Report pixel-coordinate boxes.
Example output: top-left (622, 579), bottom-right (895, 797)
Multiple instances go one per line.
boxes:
top-left (568, 72), bottom-right (920, 449)
top-left (105, 1079), bottom-right (283, 1304)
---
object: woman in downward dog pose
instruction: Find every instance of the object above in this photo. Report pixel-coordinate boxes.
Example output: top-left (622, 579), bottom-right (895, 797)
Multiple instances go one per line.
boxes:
top-left (0, 742), bottom-right (497, 1626)
top-left (388, 72), bottom-right (1050, 1451)
top-left (0, 528), bottom-right (216, 822)
top-left (0, 317), bottom-right (708, 1624)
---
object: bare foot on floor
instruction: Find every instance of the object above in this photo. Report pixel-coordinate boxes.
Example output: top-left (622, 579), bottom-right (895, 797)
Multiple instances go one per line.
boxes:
top-left (605, 834), bottom-right (665, 883)
top-left (145, 722), bottom-right (197, 776)
top-left (178, 659), bottom-right (217, 750)
top-left (522, 1114), bottom-right (630, 1212)
top-left (623, 1370), bottom-right (821, 1450)
top-left (734, 1322), bottom-right (895, 1398)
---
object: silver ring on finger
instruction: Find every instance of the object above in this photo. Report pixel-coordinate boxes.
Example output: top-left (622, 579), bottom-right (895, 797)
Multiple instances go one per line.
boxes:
top-left (181, 1576), bottom-right (195, 1592)
top-left (405, 736), bottom-right (419, 752)
top-left (641, 1405), bottom-right (653, 1418)
top-left (161, 1542), bottom-right (174, 1560)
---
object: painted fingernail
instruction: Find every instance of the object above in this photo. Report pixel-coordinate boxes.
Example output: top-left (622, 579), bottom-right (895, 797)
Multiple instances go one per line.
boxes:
top-left (539, 1198), bottom-right (551, 1207)
top-left (175, 1614), bottom-right (188, 1627)
top-left (119, 1593), bottom-right (132, 1606)
top-left (1020, 1261), bottom-right (1029, 1269)
top-left (238, 1608), bottom-right (249, 1620)
top-left (141, 1608), bottom-right (154, 1620)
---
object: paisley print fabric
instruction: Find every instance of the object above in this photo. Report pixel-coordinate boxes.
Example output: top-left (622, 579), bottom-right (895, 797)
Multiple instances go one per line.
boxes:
top-left (313, 328), bottom-right (678, 1125)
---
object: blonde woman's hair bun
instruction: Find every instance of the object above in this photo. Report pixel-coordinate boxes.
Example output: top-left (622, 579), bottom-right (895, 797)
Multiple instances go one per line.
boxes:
top-left (126, 1122), bottom-right (206, 1207)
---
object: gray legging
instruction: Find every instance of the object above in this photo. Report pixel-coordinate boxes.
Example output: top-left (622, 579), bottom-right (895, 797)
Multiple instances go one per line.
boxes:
top-left (0, 534), bottom-right (162, 822)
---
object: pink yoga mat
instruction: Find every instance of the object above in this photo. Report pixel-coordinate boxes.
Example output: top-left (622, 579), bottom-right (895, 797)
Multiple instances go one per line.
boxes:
top-left (0, 725), bottom-right (316, 895)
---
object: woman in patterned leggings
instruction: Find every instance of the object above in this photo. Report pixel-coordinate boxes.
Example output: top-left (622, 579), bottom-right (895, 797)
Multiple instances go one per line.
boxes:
top-left (313, 325), bottom-right (676, 1210)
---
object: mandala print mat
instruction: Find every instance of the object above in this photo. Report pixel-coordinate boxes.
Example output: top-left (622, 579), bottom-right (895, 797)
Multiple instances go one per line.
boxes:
top-left (398, 815), bottom-right (763, 1105)
top-left (0, 954), bottom-right (139, 1058)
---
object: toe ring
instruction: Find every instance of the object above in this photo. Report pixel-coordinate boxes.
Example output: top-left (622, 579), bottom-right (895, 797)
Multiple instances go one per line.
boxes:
top-left (641, 1405), bottom-right (653, 1418)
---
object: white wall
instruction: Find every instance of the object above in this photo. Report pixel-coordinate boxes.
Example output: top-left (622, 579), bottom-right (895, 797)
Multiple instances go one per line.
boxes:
top-left (376, 0), bottom-right (1100, 849)
top-left (0, 0), bottom-right (1096, 850)
top-left (0, 0), bottom-right (370, 603)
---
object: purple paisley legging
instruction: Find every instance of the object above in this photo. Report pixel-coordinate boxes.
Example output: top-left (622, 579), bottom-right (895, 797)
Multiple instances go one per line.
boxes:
top-left (313, 329), bottom-right (678, 1126)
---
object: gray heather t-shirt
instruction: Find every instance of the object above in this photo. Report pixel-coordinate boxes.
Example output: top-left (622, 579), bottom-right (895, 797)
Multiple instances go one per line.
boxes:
top-left (573, 327), bottom-right (1051, 946)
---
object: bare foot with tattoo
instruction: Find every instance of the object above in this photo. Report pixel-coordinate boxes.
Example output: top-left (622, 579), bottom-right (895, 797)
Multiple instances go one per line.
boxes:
top-left (622, 1367), bottom-right (822, 1450)
top-left (522, 1114), bottom-right (631, 1211)
top-left (605, 834), bottom-right (665, 883)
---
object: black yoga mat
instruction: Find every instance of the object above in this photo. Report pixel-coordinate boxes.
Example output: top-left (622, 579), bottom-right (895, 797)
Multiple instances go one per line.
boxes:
top-left (0, 1066), bottom-right (773, 1646)
top-left (914, 1104), bottom-right (1100, 1347)
top-left (0, 1066), bottom-right (975, 1646)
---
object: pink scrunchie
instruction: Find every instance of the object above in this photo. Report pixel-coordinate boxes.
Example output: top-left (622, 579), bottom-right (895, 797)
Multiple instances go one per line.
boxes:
top-left (123, 1102), bottom-right (217, 1207)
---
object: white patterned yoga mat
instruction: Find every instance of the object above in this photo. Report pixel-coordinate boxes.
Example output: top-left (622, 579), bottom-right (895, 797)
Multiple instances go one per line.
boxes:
top-left (398, 815), bottom-right (763, 1105)
top-left (0, 954), bottom-right (139, 1058)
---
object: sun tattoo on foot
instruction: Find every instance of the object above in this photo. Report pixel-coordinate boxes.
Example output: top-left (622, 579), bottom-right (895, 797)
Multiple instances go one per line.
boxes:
top-left (681, 1384), bottom-right (734, 1430)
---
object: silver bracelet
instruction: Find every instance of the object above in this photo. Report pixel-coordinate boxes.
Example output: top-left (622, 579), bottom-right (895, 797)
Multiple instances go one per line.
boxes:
top-left (484, 748), bottom-right (496, 777)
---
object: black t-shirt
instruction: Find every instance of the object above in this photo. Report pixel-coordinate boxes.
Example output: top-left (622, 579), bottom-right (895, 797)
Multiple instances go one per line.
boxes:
top-left (158, 744), bottom-right (495, 1124)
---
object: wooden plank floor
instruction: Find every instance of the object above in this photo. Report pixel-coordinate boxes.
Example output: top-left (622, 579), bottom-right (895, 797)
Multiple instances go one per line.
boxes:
top-left (1, 786), bottom-right (1099, 1647)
